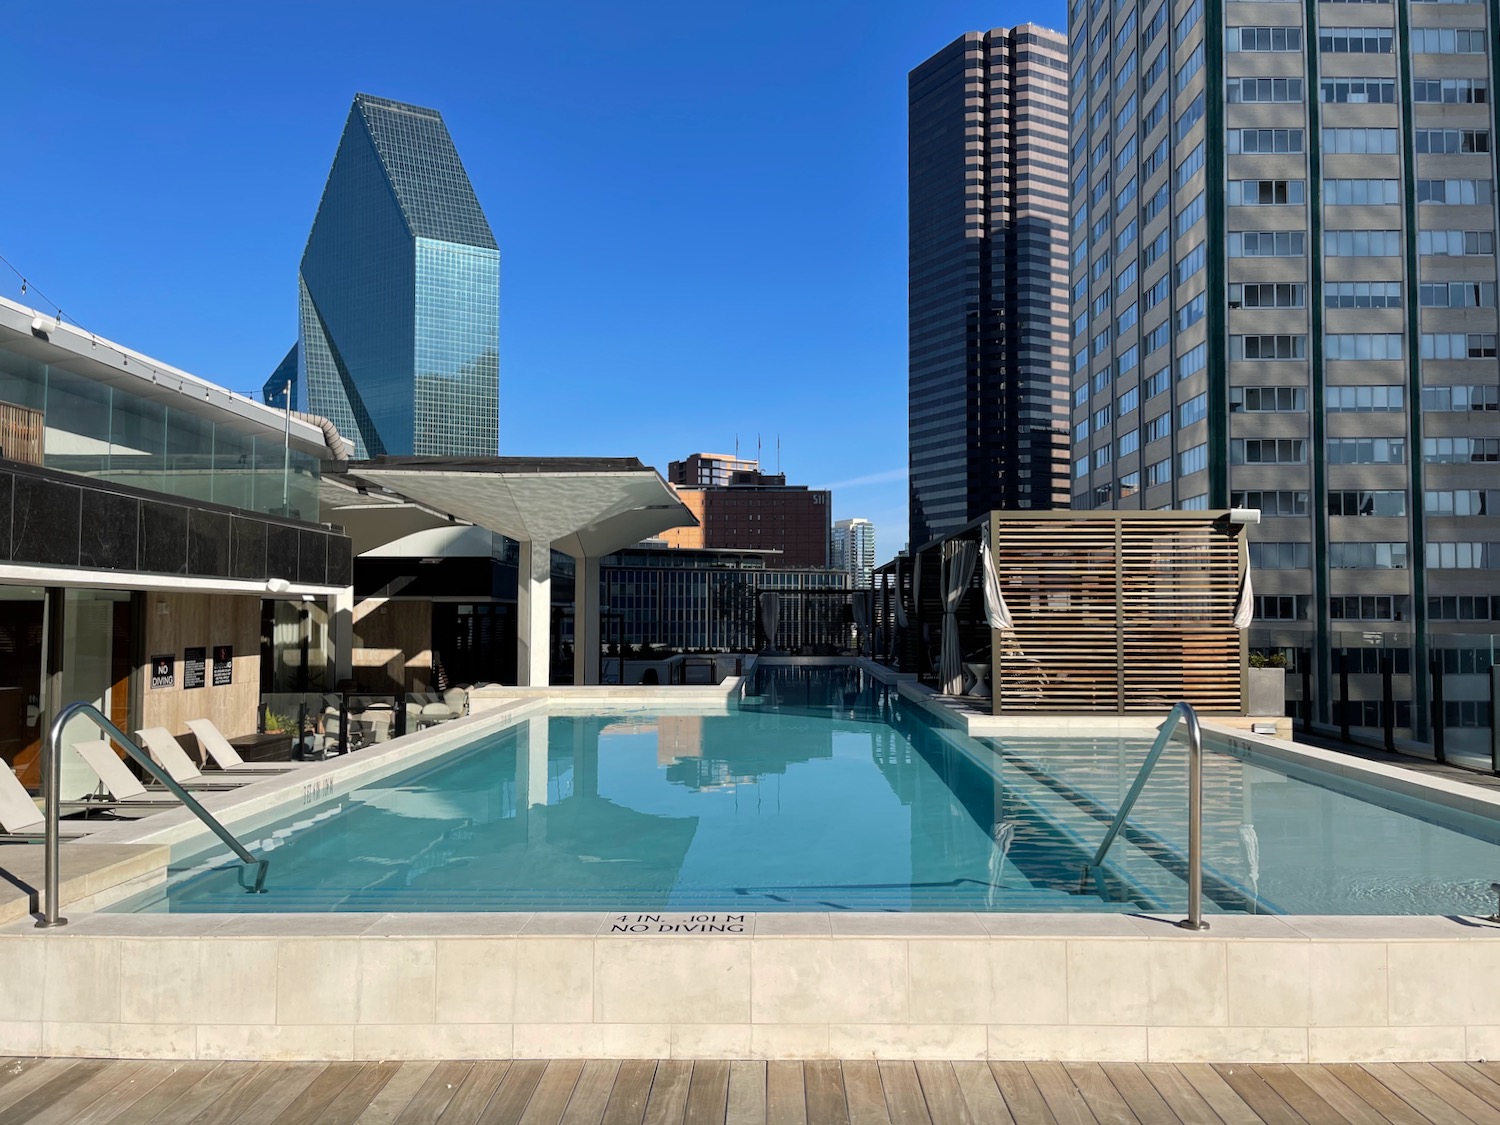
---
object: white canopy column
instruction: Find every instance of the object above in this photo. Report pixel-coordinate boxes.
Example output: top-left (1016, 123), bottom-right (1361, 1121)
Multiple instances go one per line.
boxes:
top-left (517, 539), bottom-right (552, 687)
top-left (573, 554), bottom-right (601, 687)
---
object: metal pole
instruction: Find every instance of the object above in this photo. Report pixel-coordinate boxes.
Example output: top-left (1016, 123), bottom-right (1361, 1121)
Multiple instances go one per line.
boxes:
top-left (1432, 652), bottom-right (1447, 764)
top-left (1178, 702), bottom-right (1209, 931)
top-left (38, 707), bottom-right (67, 928)
top-left (281, 379), bottom-right (292, 514)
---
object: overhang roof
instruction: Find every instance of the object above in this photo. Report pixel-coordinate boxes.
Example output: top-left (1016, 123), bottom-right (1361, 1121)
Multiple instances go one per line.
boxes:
top-left (345, 456), bottom-right (698, 557)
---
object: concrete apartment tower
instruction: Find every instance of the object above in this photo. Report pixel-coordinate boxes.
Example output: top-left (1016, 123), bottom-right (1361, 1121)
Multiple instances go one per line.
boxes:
top-left (908, 26), bottom-right (1073, 548)
top-left (1069, 0), bottom-right (1500, 755)
top-left (265, 94), bottom-right (500, 459)
top-left (832, 518), bottom-right (877, 589)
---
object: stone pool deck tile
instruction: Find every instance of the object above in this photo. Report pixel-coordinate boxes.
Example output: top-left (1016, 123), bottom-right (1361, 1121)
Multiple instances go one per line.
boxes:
top-left (196, 1023), bottom-right (356, 1061)
top-left (829, 1022), bottom-right (988, 1060)
top-left (669, 1022), bottom-right (755, 1059)
top-left (513, 1022), bottom-right (673, 1059)
top-left (1147, 1025), bottom-right (1309, 1063)
top-left (352, 1022), bottom-right (512, 1061)
top-left (0, 841), bottom-right (169, 927)
top-left (828, 912), bottom-right (986, 937)
top-left (1285, 914), bottom-right (1493, 940)
top-left (435, 939), bottom-right (516, 1023)
top-left (357, 939), bottom-right (437, 1025)
top-left (1226, 942), bottom-right (1312, 1027)
top-left (751, 939), bottom-right (908, 1025)
top-left (1308, 1024), bottom-right (1467, 1063)
top-left (978, 912), bottom-right (1149, 938)
top-left (362, 911), bottom-right (535, 936)
top-left (1130, 912), bottom-right (1306, 940)
top-left (33, 911), bottom-right (236, 936)
top-left (595, 939), bottom-right (752, 1025)
top-left (194, 939), bottom-right (278, 1024)
top-left (986, 1023), bottom-right (1151, 1062)
top-left (751, 913), bottom-right (829, 936)
top-left (212, 913), bottom-right (380, 937)
top-left (515, 939), bottom-right (594, 1023)
top-left (598, 912), bottom-right (755, 937)
top-left (521, 912), bottom-right (607, 936)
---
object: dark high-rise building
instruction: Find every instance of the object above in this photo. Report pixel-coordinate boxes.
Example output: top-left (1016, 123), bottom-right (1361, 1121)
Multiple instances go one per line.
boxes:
top-left (908, 25), bottom-right (1073, 547)
top-left (265, 94), bottom-right (500, 459)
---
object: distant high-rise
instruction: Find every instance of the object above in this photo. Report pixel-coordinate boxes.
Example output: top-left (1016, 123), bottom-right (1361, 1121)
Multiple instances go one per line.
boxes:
top-left (265, 93), bottom-right (499, 458)
top-left (908, 26), bottom-right (1073, 546)
top-left (832, 518), bottom-right (877, 589)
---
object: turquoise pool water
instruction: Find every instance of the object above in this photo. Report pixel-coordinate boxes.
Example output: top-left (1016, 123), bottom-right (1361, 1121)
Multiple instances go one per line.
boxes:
top-left (113, 666), bottom-right (1500, 914)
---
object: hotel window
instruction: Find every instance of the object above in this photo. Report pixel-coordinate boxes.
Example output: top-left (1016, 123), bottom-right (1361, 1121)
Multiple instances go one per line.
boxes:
top-left (1327, 437), bottom-right (1405, 463)
top-left (1117, 219), bottom-right (1138, 253)
top-left (1144, 412), bottom-right (1172, 443)
top-left (1074, 383), bottom-right (1089, 408)
top-left (1090, 174), bottom-right (1113, 207)
top-left (1250, 542), bottom-right (1312, 569)
top-left (1142, 137), bottom-right (1170, 179)
top-left (1145, 366), bottom-right (1170, 398)
top-left (1233, 438), bottom-right (1307, 463)
top-left (1145, 457), bottom-right (1173, 486)
top-left (1329, 597), bottom-right (1400, 621)
top-left (1421, 385), bottom-right (1500, 411)
top-left (1330, 542), bottom-right (1409, 569)
top-left (1116, 176), bottom-right (1139, 214)
top-left (1231, 386), bottom-right (1306, 411)
top-left (1075, 457), bottom-right (1090, 479)
top-left (1417, 230), bottom-right (1495, 256)
top-left (1231, 334), bottom-right (1307, 359)
top-left (1426, 542), bottom-right (1500, 568)
top-left (1116, 302), bottom-right (1138, 333)
top-left (1230, 231), bottom-right (1305, 256)
top-left (1119, 470), bottom-right (1141, 494)
top-left (1414, 79), bottom-right (1489, 103)
top-left (1228, 27), bottom-right (1302, 51)
top-left (1114, 7), bottom-right (1137, 49)
top-left (1143, 230), bottom-right (1170, 268)
top-left (1114, 95), bottom-right (1138, 138)
top-left (1119, 386), bottom-right (1140, 415)
top-left (1092, 328), bottom-right (1112, 354)
top-left (1323, 128), bottom-right (1398, 154)
top-left (1179, 393), bottom-right (1208, 426)
top-left (1142, 92), bottom-right (1169, 136)
top-left (1094, 403), bottom-right (1113, 429)
top-left (1176, 192), bottom-right (1205, 236)
top-left (1116, 345), bottom-right (1140, 377)
top-left (1174, 94), bottom-right (1205, 143)
top-left (1176, 292), bottom-right (1207, 331)
top-left (1175, 46), bottom-right (1204, 95)
top-left (1177, 242), bottom-right (1206, 285)
top-left (1325, 385), bottom-right (1404, 411)
top-left (1118, 429), bottom-right (1140, 456)
top-left (1144, 2), bottom-right (1167, 46)
top-left (1321, 78), bottom-right (1396, 103)
top-left (1419, 281), bottom-right (1497, 308)
top-left (1415, 129), bottom-right (1491, 154)
top-left (1177, 342), bottom-right (1207, 379)
top-left (1228, 77), bottom-right (1304, 103)
top-left (1324, 334), bottom-right (1404, 360)
top-left (1143, 275), bottom-right (1169, 311)
top-left (1329, 490), bottom-right (1406, 516)
top-left (1258, 596), bottom-right (1312, 620)
top-left (1116, 261), bottom-right (1138, 295)
top-left (1230, 282), bottom-right (1305, 308)
top-left (1094, 445), bottom-right (1114, 470)
top-left (1144, 322), bottom-right (1170, 354)
top-left (1175, 143), bottom-right (1205, 189)
top-left (1324, 230), bottom-right (1401, 256)
top-left (1425, 489), bottom-right (1492, 515)
top-left (1319, 27), bottom-right (1392, 52)
top-left (1424, 436), bottom-right (1500, 462)
top-left (1411, 28), bottom-right (1487, 53)
top-left (1429, 596), bottom-right (1498, 621)
top-left (1143, 183), bottom-right (1171, 224)
top-left (1144, 47), bottom-right (1167, 88)
top-left (1116, 135), bottom-right (1138, 174)
top-left (1324, 281), bottom-right (1401, 308)
top-left (1227, 128), bottom-right (1304, 154)
top-left (1074, 420), bottom-right (1090, 443)
top-left (1228, 179), bottom-right (1305, 205)
top-left (1090, 139), bottom-right (1111, 170)
top-left (1091, 253), bottom-right (1111, 281)
top-left (1174, 0), bottom-right (1202, 44)
top-left (1233, 490), bottom-right (1310, 516)
top-left (1417, 180), bottom-right (1493, 204)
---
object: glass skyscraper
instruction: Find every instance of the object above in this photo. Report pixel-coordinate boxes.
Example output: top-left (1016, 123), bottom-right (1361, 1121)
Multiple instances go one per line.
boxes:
top-left (265, 93), bottom-right (500, 458)
top-left (1069, 0), bottom-right (1500, 755)
top-left (908, 26), bottom-right (1073, 548)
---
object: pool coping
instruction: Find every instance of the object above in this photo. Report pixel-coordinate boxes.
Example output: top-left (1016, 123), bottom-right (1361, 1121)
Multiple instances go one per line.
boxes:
top-left (8, 660), bottom-right (1500, 1062)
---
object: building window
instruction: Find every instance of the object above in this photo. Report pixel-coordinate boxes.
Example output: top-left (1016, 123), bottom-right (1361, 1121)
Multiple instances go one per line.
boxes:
top-left (1324, 230), bottom-right (1401, 256)
top-left (1429, 596), bottom-right (1498, 621)
top-left (1250, 542), bottom-right (1313, 569)
top-left (1175, 45), bottom-right (1205, 95)
top-left (1420, 332), bottom-right (1499, 358)
top-left (1419, 281), bottom-right (1497, 308)
top-left (1329, 597), bottom-right (1402, 621)
top-left (1328, 438), bottom-right (1405, 463)
top-left (1324, 281), bottom-right (1401, 308)
top-left (1175, 192), bottom-right (1205, 236)
top-left (1421, 385), bottom-right (1500, 411)
top-left (1415, 129), bottom-right (1491, 154)
top-left (1228, 179), bottom-right (1305, 205)
top-left (1325, 385), bottom-right (1404, 411)
top-left (1142, 92), bottom-right (1169, 136)
top-left (1321, 78), bottom-right (1397, 103)
top-left (1413, 78), bottom-right (1488, 103)
top-left (1229, 230), bottom-right (1306, 256)
top-left (1227, 27), bottom-right (1303, 51)
top-left (1174, 0), bottom-right (1203, 44)
top-left (1425, 489), bottom-right (1493, 515)
top-left (1145, 366), bottom-right (1170, 398)
top-left (1323, 179), bottom-right (1399, 205)
top-left (1142, 137), bottom-right (1170, 179)
top-left (1411, 28), bottom-right (1487, 53)
top-left (1144, 413), bottom-right (1172, 443)
top-left (1324, 333), bottom-right (1404, 360)
top-left (1227, 128), bottom-right (1305, 154)
top-left (1176, 293), bottom-right (1207, 331)
top-left (1426, 542), bottom-right (1500, 568)
top-left (1423, 437), bottom-right (1500, 462)
top-left (1118, 429), bottom-right (1140, 456)
top-left (1233, 490), bottom-right (1310, 516)
top-left (1177, 343), bottom-right (1207, 380)
top-left (1319, 27), bottom-right (1393, 52)
top-left (1143, 231), bottom-right (1170, 268)
top-left (1231, 386), bottom-right (1307, 411)
top-left (1329, 542), bottom-right (1409, 569)
top-left (1323, 128), bottom-right (1398, 154)
top-left (1258, 596), bottom-right (1312, 621)
top-left (1233, 438), bottom-right (1307, 464)
top-left (1145, 457), bottom-right (1172, 486)
top-left (1143, 275), bottom-right (1169, 311)
top-left (1329, 490), bottom-right (1407, 516)
top-left (1417, 179), bottom-right (1493, 205)
top-left (1144, 322), bottom-right (1171, 354)
top-left (1179, 393), bottom-right (1208, 426)
top-left (1143, 183), bottom-right (1171, 224)
top-left (1230, 282), bottom-right (1305, 308)
top-left (1228, 77), bottom-right (1304, 103)
top-left (1230, 334), bottom-right (1307, 359)
top-left (1119, 386), bottom-right (1140, 415)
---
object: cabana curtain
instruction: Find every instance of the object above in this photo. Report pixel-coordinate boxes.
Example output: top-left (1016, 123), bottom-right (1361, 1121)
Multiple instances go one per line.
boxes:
top-left (1233, 566), bottom-right (1254, 630)
top-left (759, 591), bottom-right (781, 650)
top-left (980, 526), bottom-right (1013, 630)
top-left (940, 539), bottom-right (979, 695)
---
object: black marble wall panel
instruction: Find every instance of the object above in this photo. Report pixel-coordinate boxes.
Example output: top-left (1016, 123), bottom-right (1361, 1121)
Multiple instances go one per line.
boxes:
top-left (326, 535), bottom-right (353, 587)
top-left (187, 509), bottom-right (231, 576)
top-left (80, 491), bottom-right (141, 571)
top-left (13, 475), bottom-right (80, 566)
top-left (0, 471), bottom-right (15, 561)
top-left (266, 523), bottom-right (300, 581)
top-left (297, 529), bottom-right (327, 586)
top-left (140, 501), bottom-right (189, 575)
top-left (231, 517), bottom-right (267, 580)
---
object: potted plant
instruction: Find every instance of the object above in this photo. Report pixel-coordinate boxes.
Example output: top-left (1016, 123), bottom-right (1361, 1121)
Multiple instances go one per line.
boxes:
top-left (1247, 651), bottom-right (1287, 717)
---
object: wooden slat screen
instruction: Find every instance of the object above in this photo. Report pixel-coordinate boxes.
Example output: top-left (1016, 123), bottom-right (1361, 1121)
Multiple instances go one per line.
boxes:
top-left (990, 512), bottom-right (1244, 714)
top-left (0, 400), bottom-right (42, 466)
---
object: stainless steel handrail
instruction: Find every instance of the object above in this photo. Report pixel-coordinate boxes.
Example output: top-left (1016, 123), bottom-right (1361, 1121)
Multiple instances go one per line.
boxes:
top-left (1081, 700), bottom-right (1209, 931)
top-left (38, 702), bottom-right (269, 928)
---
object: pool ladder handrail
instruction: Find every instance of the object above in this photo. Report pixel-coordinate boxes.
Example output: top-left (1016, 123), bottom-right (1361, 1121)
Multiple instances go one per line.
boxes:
top-left (1081, 701), bottom-right (1209, 932)
top-left (37, 702), bottom-right (269, 929)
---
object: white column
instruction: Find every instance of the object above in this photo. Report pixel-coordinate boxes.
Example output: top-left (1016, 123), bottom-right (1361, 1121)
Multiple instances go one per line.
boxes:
top-left (331, 586), bottom-right (354, 683)
top-left (517, 714), bottom-right (549, 843)
top-left (573, 555), bottom-right (601, 686)
top-left (516, 539), bottom-right (552, 687)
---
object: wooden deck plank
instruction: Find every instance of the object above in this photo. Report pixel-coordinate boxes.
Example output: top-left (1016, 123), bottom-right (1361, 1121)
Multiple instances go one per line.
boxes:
top-left (1206, 1065), bottom-right (1304, 1125)
top-left (1398, 1063), bottom-right (1500, 1125)
top-left (684, 1061), bottom-right (730, 1125)
top-left (0, 1060), bottom-right (82, 1117)
top-left (950, 1061), bottom-right (1015, 1125)
top-left (1028, 1062), bottom-right (1100, 1125)
top-left (841, 1062), bottom-right (892, 1125)
top-left (520, 1061), bottom-right (586, 1125)
top-left (1318, 1065), bottom-right (1432, 1125)
top-left (1359, 1063), bottom-right (1477, 1125)
top-left (354, 1062), bottom-right (439, 1125)
top-left (265, 1063), bottom-right (366, 1125)
top-left (642, 1060), bottom-right (692, 1125)
top-left (725, 1061), bottom-right (767, 1125)
top-left (1096, 1064), bottom-right (1181, 1125)
top-left (804, 1061), bottom-right (849, 1125)
top-left (912, 1062), bottom-right (972, 1125)
top-left (989, 1061), bottom-right (1060, 1125)
top-left (1135, 1065), bottom-right (1223, 1125)
top-left (1065, 1062), bottom-right (1143, 1125)
top-left (478, 1060), bottom-right (549, 1125)
top-left (766, 1061), bottom-right (806, 1125)
top-left (560, 1061), bottom-right (620, 1125)
top-left (1249, 1066), bottom-right (1347, 1125)
top-left (1173, 1065), bottom-right (1270, 1125)
top-left (0, 1062), bottom-right (130, 1125)
top-left (436, 1062), bottom-right (511, 1125)
top-left (1435, 1064), bottom-right (1500, 1113)
top-left (104, 1063), bottom-right (224, 1125)
top-left (390, 1061), bottom-right (474, 1125)
top-left (48, 1061), bottom-right (183, 1125)
top-left (148, 1062), bottom-right (269, 1125)
top-left (1272, 1067), bottom-right (1394, 1125)
top-left (304, 1062), bottom-right (403, 1125)
top-left (877, 1062), bottom-right (931, 1125)
top-left (217, 1062), bottom-right (324, 1125)
top-left (601, 1061), bottom-right (656, 1125)
top-left (0, 1059), bottom-right (45, 1098)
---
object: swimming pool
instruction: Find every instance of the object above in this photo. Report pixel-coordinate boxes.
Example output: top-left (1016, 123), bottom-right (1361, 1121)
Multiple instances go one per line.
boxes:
top-left (111, 665), bottom-right (1500, 915)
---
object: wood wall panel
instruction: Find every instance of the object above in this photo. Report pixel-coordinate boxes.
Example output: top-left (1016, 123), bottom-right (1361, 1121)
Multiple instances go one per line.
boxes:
top-left (140, 592), bottom-right (262, 738)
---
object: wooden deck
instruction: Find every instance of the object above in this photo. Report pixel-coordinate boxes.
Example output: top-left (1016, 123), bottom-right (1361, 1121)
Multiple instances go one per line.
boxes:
top-left (4, 1057), bottom-right (1500, 1124)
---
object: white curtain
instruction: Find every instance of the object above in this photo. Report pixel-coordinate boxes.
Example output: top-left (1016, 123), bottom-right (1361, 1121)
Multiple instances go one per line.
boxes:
top-left (1233, 566), bottom-right (1254, 630)
top-left (759, 591), bottom-right (781, 650)
top-left (981, 528), bottom-right (1013, 630)
top-left (850, 590), bottom-right (872, 655)
top-left (940, 540), bottom-right (980, 695)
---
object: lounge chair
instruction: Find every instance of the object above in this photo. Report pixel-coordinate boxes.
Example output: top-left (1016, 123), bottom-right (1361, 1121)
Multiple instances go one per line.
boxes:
top-left (70, 741), bottom-right (196, 809)
top-left (0, 762), bottom-right (135, 840)
top-left (185, 719), bottom-right (298, 774)
top-left (133, 728), bottom-right (256, 789)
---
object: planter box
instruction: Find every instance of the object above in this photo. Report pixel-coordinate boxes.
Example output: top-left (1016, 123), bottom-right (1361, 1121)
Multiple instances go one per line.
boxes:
top-left (1248, 666), bottom-right (1286, 717)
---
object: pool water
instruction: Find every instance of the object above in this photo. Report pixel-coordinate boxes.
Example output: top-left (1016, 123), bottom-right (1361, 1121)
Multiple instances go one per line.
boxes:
top-left (113, 665), bottom-right (1500, 915)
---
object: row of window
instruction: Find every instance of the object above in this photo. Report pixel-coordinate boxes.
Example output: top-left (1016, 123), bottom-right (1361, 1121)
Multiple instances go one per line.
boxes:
top-left (1223, 26), bottom-right (1485, 54)
top-left (1229, 180), bottom-right (1498, 209)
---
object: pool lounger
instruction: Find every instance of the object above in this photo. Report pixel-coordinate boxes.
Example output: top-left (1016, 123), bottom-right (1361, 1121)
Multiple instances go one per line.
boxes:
top-left (186, 719), bottom-right (300, 774)
top-left (73, 739), bottom-right (237, 806)
top-left (131, 728), bottom-right (257, 790)
top-left (0, 760), bottom-right (155, 841)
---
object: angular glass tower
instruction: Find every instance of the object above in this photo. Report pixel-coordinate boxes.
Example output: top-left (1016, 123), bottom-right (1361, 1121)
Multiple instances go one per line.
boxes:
top-left (265, 94), bottom-right (499, 458)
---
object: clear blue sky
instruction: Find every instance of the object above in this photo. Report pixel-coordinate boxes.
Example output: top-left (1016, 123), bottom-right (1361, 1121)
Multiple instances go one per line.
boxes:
top-left (2, 0), bottom-right (1066, 560)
